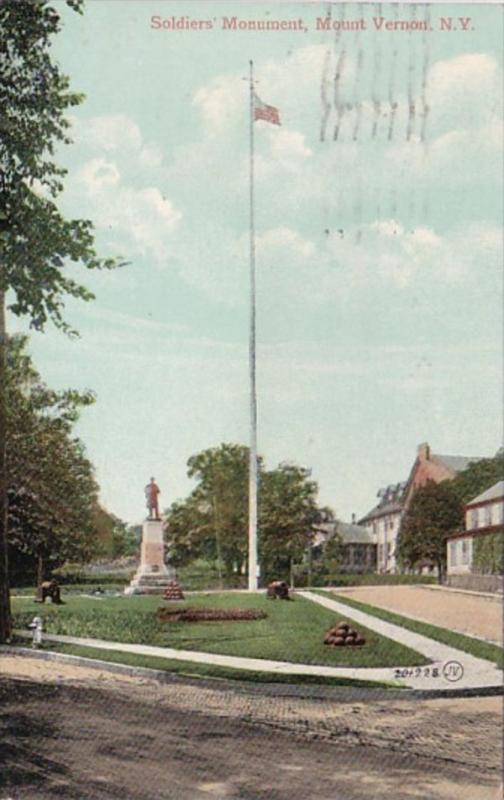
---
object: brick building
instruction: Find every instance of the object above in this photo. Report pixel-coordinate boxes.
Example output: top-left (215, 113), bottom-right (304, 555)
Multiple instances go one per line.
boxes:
top-left (359, 442), bottom-right (482, 573)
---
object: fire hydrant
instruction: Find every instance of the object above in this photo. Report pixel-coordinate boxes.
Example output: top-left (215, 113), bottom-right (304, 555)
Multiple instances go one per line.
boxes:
top-left (28, 615), bottom-right (43, 648)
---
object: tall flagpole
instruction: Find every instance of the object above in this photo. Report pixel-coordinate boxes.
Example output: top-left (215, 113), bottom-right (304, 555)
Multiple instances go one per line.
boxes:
top-left (248, 60), bottom-right (258, 591)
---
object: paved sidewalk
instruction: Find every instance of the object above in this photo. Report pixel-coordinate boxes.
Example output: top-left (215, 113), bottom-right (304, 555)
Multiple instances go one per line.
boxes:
top-left (299, 591), bottom-right (502, 692)
top-left (14, 630), bottom-right (403, 687)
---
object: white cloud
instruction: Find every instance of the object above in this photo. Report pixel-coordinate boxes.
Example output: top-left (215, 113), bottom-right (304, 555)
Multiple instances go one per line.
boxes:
top-left (64, 115), bottom-right (182, 262)
top-left (193, 76), bottom-right (243, 134)
top-left (75, 113), bottom-right (143, 152)
top-left (63, 46), bottom-right (502, 293)
top-left (71, 113), bottom-right (167, 173)
top-left (427, 54), bottom-right (501, 128)
top-left (77, 157), bottom-right (121, 193)
top-left (170, 214), bottom-right (501, 310)
top-left (139, 144), bottom-right (164, 168)
top-left (269, 129), bottom-right (312, 169)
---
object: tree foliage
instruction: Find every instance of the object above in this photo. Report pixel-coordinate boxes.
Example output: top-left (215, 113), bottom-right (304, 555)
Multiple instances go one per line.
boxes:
top-left (6, 336), bottom-right (103, 584)
top-left (397, 480), bottom-right (462, 578)
top-left (449, 450), bottom-right (504, 509)
top-left (166, 444), bottom-right (249, 581)
top-left (165, 443), bottom-right (333, 584)
top-left (259, 463), bottom-right (334, 580)
top-left (0, 0), bottom-right (120, 332)
top-left (473, 532), bottom-right (504, 575)
top-left (0, 0), bottom-right (123, 640)
top-left (91, 508), bottom-right (138, 561)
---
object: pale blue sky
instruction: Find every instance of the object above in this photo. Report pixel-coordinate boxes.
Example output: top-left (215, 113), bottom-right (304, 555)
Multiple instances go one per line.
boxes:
top-left (9, 1), bottom-right (503, 524)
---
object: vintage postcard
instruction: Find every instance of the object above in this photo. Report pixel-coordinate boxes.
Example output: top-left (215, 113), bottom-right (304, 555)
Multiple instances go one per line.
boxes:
top-left (0, 1), bottom-right (502, 799)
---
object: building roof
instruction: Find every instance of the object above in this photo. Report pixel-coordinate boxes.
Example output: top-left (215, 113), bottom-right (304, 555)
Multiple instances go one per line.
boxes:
top-left (317, 521), bottom-right (374, 545)
top-left (359, 444), bottom-right (486, 526)
top-left (467, 481), bottom-right (504, 506)
top-left (358, 482), bottom-right (407, 524)
top-left (358, 500), bottom-right (403, 525)
top-left (338, 521), bottom-right (374, 544)
top-left (432, 454), bottom-right (481, 473)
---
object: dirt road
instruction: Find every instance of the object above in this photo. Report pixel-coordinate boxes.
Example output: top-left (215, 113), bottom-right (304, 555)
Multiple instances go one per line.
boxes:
top-left (0, 656), bottom-right (502, 800)
top-left (331, 585), bottom-right (503, 644)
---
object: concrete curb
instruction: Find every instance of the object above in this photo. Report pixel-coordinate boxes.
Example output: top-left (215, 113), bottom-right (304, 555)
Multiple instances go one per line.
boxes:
top-left (2, 645), bottom-right (503, 700)
top-left (327, 584), bottom-right (502, 601)
top-left (418, 585), bottom-right (503, 600)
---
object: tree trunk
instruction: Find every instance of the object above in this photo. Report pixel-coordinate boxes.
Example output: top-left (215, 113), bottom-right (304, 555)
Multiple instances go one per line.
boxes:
top-left (36, 552), bottom-right (45, 599)
top-left (289, 557), bottom-right (294, 590)
top-left (0, 289), bottom-right (11, 642)
top-left (211, 493), bottom-right (224, 590)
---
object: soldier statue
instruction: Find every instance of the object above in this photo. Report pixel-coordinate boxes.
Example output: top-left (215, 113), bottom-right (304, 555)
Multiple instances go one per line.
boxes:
top-left (145, 477), bottom-right (161, 519)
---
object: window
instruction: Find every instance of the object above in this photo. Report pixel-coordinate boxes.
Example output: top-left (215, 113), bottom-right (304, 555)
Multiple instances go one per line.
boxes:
top-left (484, 505), bottom-right (492, 527)
top-left (470, 509), bottom-right (479, 530)
top-left (461, 539), bottom-right (469, 565)
top-left (450, 541), bottom-right (457, 566)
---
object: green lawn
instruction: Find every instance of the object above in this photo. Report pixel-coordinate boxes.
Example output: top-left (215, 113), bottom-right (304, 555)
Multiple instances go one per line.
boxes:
top-left (12, 591), bottom-right (427, 669)
top-left (323, 592), bottom-right (504, 668)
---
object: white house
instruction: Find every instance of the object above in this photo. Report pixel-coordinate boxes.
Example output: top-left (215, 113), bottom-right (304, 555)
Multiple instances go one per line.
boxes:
top-left (447, 481), bottom-right (504, 576)
top-left (358, 483), bottom-right (405, 573)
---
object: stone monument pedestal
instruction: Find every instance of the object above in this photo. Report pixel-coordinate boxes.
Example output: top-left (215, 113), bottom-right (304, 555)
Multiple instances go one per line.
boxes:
top-left (125, 519), bottom-right (174, 595)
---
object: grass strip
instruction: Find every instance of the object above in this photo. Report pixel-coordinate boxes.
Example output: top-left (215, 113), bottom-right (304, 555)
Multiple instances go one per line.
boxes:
top-left (10, 639), bottom-right (398, 690)
top-left (319, 592), bottom-right (504, 668)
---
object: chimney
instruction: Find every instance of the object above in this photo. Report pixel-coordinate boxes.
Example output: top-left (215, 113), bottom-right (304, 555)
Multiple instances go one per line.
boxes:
top-left (351, 513), bottom-right (356, 524)
top-left (417, 442), bottom-right (430, 461)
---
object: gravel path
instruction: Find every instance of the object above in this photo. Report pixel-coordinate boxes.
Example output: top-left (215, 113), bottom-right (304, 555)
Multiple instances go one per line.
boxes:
top-left (330, 585), bottom-right (503, 644)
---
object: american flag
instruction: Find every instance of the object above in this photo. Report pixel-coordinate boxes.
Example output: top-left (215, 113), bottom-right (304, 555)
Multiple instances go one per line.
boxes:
top-left (253, 93), bottom-right (281, 126)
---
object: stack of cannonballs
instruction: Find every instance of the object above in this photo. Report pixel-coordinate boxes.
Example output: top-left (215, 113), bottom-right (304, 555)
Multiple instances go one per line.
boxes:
top-left (324, 620), bottom-right (366, 647)
top-left (163, 580), bottom-right (184, 601)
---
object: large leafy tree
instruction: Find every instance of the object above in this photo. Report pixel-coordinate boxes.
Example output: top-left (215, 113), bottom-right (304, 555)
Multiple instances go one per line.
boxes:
top-left (165, 443), bottom-right (333, 585)
top-left (259, 463), bottom-right (334, 582)
top-left (6, 335), bottom-right (100, 585)
top-left (0, 1), bottom-right (121, 641)
top-left (397, 480), bottom-right (462, 580)
top-left (166, 444), bottom-right (250, 584)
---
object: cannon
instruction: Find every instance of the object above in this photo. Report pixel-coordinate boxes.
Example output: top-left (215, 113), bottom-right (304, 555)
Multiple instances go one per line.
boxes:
top-left (35, 579), bottom-right (64, 605)
top-left (266, 580), bottom-right (290, 600)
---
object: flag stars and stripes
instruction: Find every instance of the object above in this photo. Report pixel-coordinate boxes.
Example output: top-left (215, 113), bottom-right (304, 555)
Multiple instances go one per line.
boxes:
top-left (253, 92), bottom-right (281, 125)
